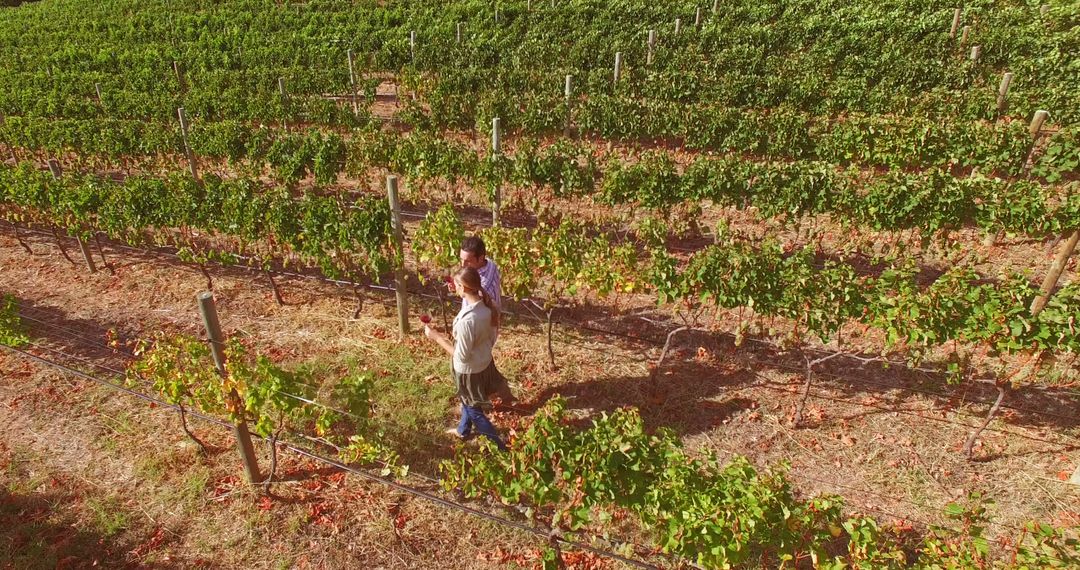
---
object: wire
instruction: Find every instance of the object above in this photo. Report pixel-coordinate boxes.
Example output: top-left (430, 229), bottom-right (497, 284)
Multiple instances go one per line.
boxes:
top-left (13, 289), bottom-right (1078, 448)
top-left (6, 343), bottom-right (1075, 569)
top-left (15, 309), bottom-right (388, 427)
top-left (19, 328), bottom-right (454, 484)
top-left (7, 227), bottom-right (1079, 442)
top-left (20, 321), bottom-right (1079, 554)
top-left (0, 343), bottom-right (662, 569)
top-left (19, 299), bottom-right (1075, 450)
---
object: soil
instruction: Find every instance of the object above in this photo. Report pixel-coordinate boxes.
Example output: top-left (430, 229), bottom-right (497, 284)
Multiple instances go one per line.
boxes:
top-left (1, 219), bottom-right (1079, 568)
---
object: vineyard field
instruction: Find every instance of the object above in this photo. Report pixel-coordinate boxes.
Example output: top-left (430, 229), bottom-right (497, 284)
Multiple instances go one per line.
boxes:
top-left (1, 0), bottom-right (1078, 568)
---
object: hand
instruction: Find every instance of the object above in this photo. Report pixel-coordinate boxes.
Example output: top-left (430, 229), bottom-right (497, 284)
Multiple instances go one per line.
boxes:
top-left (423, 325), bottom-right (441, 341)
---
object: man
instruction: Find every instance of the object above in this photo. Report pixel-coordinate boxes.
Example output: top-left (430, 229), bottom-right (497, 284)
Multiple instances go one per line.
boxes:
top-left (456, 236), bottom-right (515, 405)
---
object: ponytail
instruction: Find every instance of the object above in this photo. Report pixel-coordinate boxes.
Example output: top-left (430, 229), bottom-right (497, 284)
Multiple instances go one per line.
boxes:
top-left (480, 288), bottom-right (501, 329)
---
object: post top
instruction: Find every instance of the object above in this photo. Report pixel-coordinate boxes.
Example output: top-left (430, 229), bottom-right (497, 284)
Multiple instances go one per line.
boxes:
top-left (197, 291), bottom-right (214, 301)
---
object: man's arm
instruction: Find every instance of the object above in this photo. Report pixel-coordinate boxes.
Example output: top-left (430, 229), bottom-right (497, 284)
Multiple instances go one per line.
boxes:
top-left (483, 261), bottom-right (503, 309)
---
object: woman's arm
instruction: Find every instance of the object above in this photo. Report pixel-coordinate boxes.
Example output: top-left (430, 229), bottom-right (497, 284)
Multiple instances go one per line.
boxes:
top-left (424, 326), bottom-right (455, 357)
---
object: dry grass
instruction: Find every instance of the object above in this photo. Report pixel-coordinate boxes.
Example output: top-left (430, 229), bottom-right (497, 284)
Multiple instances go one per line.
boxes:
top-left (0, 229), bottom-right (1078, 568)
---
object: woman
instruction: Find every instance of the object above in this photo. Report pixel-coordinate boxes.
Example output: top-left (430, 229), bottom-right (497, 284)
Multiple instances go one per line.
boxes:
top-left (423, 267), bottom-right (508, 451)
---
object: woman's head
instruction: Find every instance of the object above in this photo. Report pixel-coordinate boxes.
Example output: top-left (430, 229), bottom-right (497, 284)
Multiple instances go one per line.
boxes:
top-left (453, 267), bottom-right (500, 328)
top-left (453, 266), bottom-right (483, 297)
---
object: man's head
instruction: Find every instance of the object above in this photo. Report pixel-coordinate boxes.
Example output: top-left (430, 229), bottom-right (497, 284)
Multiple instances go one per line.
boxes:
top-left (460, 236), bottom-right (487, 270)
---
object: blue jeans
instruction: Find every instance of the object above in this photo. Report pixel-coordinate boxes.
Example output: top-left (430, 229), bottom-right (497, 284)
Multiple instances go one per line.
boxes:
top-left (457, 398), bottom-right (507, 451)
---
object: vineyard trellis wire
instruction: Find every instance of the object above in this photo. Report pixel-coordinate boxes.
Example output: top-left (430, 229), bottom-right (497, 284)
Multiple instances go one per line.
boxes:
top-left (6, 223), bottom-right (1080, 433)
top-left (0, 341), bottom-right (666, 569)
top-left (3, 342), bottom-right (1077, 569)
top-left (12, 303), bottom-right (1080, 450)
top-left (4, 261), bottom-right (1075, 565)
top-left (14, 308), bottom-right (1080, 509)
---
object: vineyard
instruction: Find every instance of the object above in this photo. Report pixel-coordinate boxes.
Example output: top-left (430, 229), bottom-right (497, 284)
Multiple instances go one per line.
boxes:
top-left (0, 0), bottom-right (1078, 568)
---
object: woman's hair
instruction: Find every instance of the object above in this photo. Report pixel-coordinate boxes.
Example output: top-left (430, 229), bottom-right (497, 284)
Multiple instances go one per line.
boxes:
top-left (455, 267), bottom-right (500, 329)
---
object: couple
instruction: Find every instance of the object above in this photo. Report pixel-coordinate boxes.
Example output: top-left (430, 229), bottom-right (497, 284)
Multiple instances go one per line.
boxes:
top-left (421, 236), bottom-right (511, 451)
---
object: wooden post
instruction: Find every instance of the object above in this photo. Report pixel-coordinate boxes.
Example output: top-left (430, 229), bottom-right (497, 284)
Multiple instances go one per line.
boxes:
top-left (674, 18), bottom-right (682, 35)
top-left (647, 30), bottom-right (656, 65)
top-left (970, 45), bottom-right (981, 61)
top-left (960, 25), bottom-right (970, 45)
top-left (172, 60), bottom-right (185, 90)
top-left (950, 8), bottom-right (962, 38)
top-left (177, 107), bottom-right (201, 184)
top-left (613, 51), bottom-right (623, 83)
top-left (695, 7), bottom-right (702, 29)
top-left (197, 292), bottom-right (263, 484)
top-left (385, 176), bottom-right (410, 337)
top-left (410, 30), bottom-right (416, 63)
top-left (456, 22), bottom-right (462, 44)
top-left (1029, 109), bottom-right (1049, 137)
top-left (1030, 228), bottom-right (1078, 316)
top-left (1022, 110), bottom-right (1050, 172)
top-left (347, 49), bottom-right (359, 114)
top-left (564, 74), bottom-right (573, 137)
top-left (1027, 107), bottom-right (1075, 317)
top-left (94, 83), bottom-right (102, 103)
top-left (996, 72), bottom-right (1013, 114)
top-left (713, 0), bottom-right (720, 14)
top-left (491, 117), bottom-right (502, 226)
top-left (277, 77), bottom-right (288, 131)
top-left (47, 159), bottom-right (97, 273)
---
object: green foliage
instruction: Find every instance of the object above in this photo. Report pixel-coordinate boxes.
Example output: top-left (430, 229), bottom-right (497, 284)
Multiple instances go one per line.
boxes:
top-left (0, 162), bottom-right (393, 287)
top-left (0, 293), bottom-right (29, 347)
top-left (916, 492), bottom-right (993, 569)
top-left (1012, 522), bottom-right (1080, 569)
top-left (837, 516), bottom-right (907, 569)
top-left (128, 333), bottom-right (399, 472)
top-left (411, 203), bottom-right (463, 274)
top-left (443, 399), bottom-right (1080, 569)
top-left (441, 397), bottom-right (846, 567)
top-left (341, 132), bottom-right (1073, 240)
top-left (128, 333), bottom-right (228, 418)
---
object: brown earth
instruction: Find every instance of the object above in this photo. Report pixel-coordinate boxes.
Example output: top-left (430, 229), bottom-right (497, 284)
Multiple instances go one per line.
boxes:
top-left (1, 223), bottom-right (1079, 568)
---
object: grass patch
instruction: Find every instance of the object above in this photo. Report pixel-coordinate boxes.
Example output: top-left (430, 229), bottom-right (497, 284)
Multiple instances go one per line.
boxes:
top-left (84, 495), bottom-right (129, 537)
top-left (135, 452), bottom-right (168, 484)
top-left (363, 343), bottom-right (456, 471)
top-left (97, 409), bottom-right (138, 453)
top-left (292, 339), bottom-right (456, 473)
top-left (173, 464), bottom-right (210, 512)
top-left (3, 445), bottom-right (49, 495)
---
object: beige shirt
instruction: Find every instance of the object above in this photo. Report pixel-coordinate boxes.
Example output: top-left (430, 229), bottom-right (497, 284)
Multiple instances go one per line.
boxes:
top-left (452, 299), bottom-right (495, 374)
